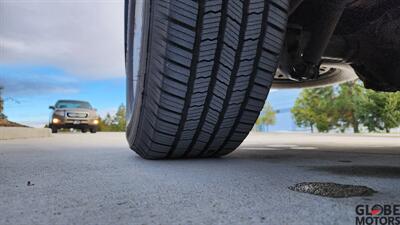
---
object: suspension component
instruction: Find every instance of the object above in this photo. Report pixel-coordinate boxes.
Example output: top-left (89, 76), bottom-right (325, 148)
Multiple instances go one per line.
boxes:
top-left (290, 0), bottom-right (349, 81)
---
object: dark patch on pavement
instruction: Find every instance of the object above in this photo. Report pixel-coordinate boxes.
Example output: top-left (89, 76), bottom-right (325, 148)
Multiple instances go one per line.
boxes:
top-left (27, 181), bottom-right (34, 186)
top-left (288, 182), bottom-right (377, 198)
top-left (337, 160), bottom-right (352, 163)
top-left (309, 165), bottom-right (400, 178)
top-left (234, 150), bottom-right (295, 161)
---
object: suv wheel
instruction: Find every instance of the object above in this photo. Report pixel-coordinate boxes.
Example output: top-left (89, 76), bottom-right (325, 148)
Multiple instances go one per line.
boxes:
top-left (51, 127), bottom-right (58, 134)
top-left (125, 0), bottom-right (289, 159)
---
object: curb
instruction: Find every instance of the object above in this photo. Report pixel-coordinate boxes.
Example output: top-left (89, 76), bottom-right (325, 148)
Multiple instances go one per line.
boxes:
top-left (0, 127), bottom-right (51, 140)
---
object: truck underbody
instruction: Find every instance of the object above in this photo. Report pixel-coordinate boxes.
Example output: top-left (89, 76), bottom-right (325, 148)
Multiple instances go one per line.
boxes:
top-left (280, 0), bottom-right (400, 91)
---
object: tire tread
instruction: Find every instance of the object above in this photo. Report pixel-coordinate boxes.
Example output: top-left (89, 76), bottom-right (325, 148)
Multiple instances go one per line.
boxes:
top-left (127, 0), bottom-right (288, 159)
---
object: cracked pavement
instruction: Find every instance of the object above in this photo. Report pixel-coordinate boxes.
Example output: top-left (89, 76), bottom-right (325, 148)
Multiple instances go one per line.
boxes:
top-left (1, 132), bottom-right (400, 225)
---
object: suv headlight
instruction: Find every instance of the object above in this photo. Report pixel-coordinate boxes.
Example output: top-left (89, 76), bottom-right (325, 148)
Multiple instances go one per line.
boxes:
top-left (54, 110), bottom-right (65, 116)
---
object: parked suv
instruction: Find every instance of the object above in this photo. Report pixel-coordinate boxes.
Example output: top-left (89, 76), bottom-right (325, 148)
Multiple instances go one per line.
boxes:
top-left (49, 100), bottom-right (99, 133)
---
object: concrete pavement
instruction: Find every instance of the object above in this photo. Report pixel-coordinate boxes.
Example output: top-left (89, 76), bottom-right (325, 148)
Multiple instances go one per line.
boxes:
top-left (1, 132), bottom-right (400, 225)
top-left (0, 127), bottom-right (51, 140)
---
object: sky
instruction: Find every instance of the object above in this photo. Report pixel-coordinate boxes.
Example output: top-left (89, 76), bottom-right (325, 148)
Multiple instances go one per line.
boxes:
top-left (0, 0), bottom-right (301, 130)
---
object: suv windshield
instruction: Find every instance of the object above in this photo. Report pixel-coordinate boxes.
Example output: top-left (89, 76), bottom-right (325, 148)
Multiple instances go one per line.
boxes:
top-left (56, 101), bottom-right (92, 109)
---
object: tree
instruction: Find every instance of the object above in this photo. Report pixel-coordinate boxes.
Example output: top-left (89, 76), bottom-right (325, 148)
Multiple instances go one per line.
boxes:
top-left (291, 80), bottom-right (400, 133)
top-left (113, 104), bottom-right (126, 131)
top-left (334, 81), bottom-right (364, 133)
top-left (103, 113), bottom-right (113, 126)
top-left (256, 102), bottom-right (276, 131)
top-left (97, 104), bottom-right (127, 132)
top-left (356, 90), bottom-right (400, 133)
top-left (0, 87), bottom-right (3, 113)
top-left (291, 87), bottom-right (336, 132)
top-left (0, 87), bottom-right (6, 120)
top-left (97, 116), bottom-right (108, 131)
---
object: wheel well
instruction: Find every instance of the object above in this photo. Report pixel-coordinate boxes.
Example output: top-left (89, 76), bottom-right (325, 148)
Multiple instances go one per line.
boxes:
top-left (281, 0), bottom-right (400, 91)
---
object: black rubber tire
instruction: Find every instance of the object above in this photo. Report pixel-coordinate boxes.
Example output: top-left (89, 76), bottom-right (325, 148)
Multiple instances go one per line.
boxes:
top-left (125, 0), bottom-right (288, 159)
top-left (81, 129), bottom-right (88, 133)
top-left (51, 127), bottom-right (58, 134)
top-left (90, 128), bottom-right (97, 133)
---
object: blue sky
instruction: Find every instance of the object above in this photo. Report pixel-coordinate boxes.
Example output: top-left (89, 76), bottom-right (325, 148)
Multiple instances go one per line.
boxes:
top-left (268, 89), bottom-right (303, 132)
top-left (1, 1), bottom-right (125, 127)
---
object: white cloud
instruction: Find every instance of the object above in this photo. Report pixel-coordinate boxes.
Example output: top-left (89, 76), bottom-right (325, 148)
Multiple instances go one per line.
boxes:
top-left (0, 73), bottom-right (79, 96)
top-left (0, 0), bottom-right (125, 79)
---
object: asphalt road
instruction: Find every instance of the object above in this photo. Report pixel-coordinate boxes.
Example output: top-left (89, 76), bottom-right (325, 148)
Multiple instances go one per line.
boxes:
top-left (1, 132), bottom-right (400, 225)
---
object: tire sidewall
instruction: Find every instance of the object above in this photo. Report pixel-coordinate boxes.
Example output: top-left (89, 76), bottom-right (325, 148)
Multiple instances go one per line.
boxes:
top-left (125, 0), bottom-right (152, 146)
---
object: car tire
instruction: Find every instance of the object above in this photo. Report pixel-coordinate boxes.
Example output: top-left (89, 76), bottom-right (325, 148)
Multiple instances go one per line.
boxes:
top-left (81, 129), bottom-right (88, 133)
top-left (125, 0), bottom-right (289, 159)
top-left (90, 128), bottom-right (97, 133)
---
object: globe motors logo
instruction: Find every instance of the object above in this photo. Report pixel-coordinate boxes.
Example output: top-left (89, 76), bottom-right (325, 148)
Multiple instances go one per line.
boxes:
top-left (356, 204), bottom-right (400, 225)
